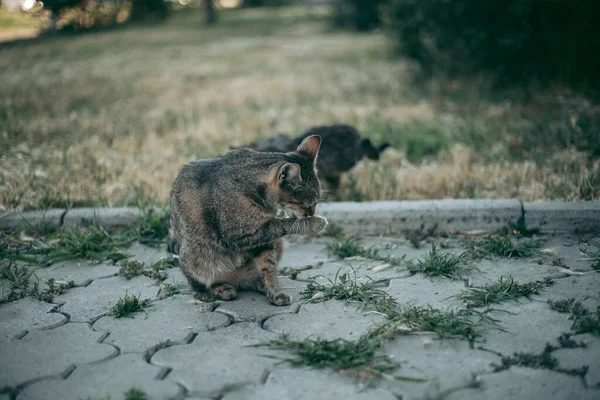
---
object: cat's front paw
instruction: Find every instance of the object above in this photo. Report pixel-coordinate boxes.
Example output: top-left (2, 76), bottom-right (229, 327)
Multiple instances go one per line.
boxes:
top-left (210, 283), bottom-right (238, 301)
top-left (267, 291), bottom-right (291, 306)
top-left (306, 215), bottom-right (328, 234)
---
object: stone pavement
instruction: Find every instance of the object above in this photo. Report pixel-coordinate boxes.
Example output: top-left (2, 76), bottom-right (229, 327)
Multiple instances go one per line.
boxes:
top-left (1, 234), bottom-right (599, 400)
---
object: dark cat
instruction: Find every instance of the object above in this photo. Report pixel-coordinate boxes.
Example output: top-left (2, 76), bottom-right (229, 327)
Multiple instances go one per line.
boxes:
top-left (169, 135), bottom-right (327, 306)
top-left (236, 124), bottom-right (390, 192)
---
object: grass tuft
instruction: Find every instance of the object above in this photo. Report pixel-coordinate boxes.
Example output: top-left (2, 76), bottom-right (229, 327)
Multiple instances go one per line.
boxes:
top-left (119, 257), bottom-right (177, 281)
top-left (301, 269), bottom-right (390, 306)
top-left (463, 235), bottom-right (544, 259)
top-left (457, 276), bottom-right (551, 308)
top-left (125, 205), bottom-right (170, 247)
top-left (405, 245), bottom-right (471, 279)
top-left (279, 265), bottom-right (313, 279)
top-left (580, 246), bottom-right (600, 271)
top-left (123, 387), bottom-right (148, 400)
top-left (254, 336), bottom-right (400, 382)
top-left (112, 292), bottom-right (149, 318)
top-left (157, 282), bottom-right (185, 299)
top-left (548, 298), bottom-right (600, 336)
top-left (326, 237), bottom-right (406, 267)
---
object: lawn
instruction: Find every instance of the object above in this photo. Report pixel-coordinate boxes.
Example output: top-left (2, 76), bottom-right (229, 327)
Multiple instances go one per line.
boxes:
top-left (1, 5), bottom-right (598, 212)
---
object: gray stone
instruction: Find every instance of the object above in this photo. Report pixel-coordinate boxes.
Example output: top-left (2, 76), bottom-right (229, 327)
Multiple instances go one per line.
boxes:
top-left (18, 353), bottom-right (181, 400)
top-left (264, 300), bottom-right (386, 341)
top-left (317, 199), bottom-right (522, 235)
top-left (382, 337), bottom-right (500, 400)
top-left (56, 275), bottom-right (159, 322)
top-left (538, 273), bottom-right (600, 309)
top-left (388, 275), bottom-right (466, 309)
top-left (62, 207), bottom-right (143, 228)
top-left (279, 240), bottom-right (331, 268)
top-left (127, 242), bottom-right (171, 266)
top-left (93, 295), bottom-right (230, 353)
top-left (0, 298), bottom-right (66, 340)
top-left (467, 258), bottom-right (556, 287)
top-left (152, 322), bottom-right (278, 395)
top-left (0, 209), bottom-right (65, 231)
top-left (447, 367), bottom-right (596, 400)
top-left (223, 367), bottom-right (398, 400)
top-left (0, 323), bottom-right (116, 388)
top-left (524, 200), bottom-right (600, 234)
top-left (294, 259), bottom-right (412, 283)
top-left (32, 259), bottom-right (120, 285)
top-left (478, 301), bottom-right (574, 355)
top-left (215, 278), bottom-right (306, 322)
top-left (553, 334), bottom-right (600, 387)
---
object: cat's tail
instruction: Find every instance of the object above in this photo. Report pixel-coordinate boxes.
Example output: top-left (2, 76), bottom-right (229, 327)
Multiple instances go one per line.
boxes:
top-left (167, 238), bottom-right (180, 255)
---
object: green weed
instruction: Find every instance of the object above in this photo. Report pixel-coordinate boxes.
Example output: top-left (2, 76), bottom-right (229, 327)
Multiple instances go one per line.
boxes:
top-left (301, 269), bottom-right (390, 306)
top-left (124, 387), bottom-right (148, 400)
top-left (580, 246), bottom-right (600, 271)
top-left (32, 278), bottom-right (75, 303)
top-left (463, 235), bottom-right (544, 259)
top-left (279, 265), bottom-right (313, 279)
top-left (112, 292), bottom-right (149, 318)
top-left (119, 257), bottom-right (177, 281)
top-left (326, 237), bottom-right (406, 267)
top-left (157, 282), bottom-right (185, 299)
top-left (548, 298), bottom-right (600, 336)
top-left (125, 205), bottom-right (170, 247)
top-left (405, 245), bottom-right (471, 279)
top-left (457, 276), bottom-right (551, 308)
top-left (0, 262), bottom-right (35, 302)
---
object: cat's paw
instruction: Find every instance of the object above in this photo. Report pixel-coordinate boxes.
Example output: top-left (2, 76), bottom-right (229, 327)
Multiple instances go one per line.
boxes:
top-left (194, 291), bottom-right (216, 302)
top-left (306, 215), bottom-right (328, 234)
top-left (210, 283), bottom-right (238, 301)
top-left (267, 291), bottom-right (291, 306)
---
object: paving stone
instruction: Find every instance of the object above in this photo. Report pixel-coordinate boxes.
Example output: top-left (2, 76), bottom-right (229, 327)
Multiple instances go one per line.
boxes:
top-left (279, 240), bottom-right (331, 268)
top-left (152, 322), bottom-right (279, 395)
top-left (18, 353), bottom-right (181, 400)
top-left (387, 275), bottom-right (466, 308)
top-left (127, 242), bottom-right (171, 265)
top-left (0, 298), bottom-right (66, 340)
top-left (553, 334), bottom-right (600, 387)
top-left (447, 367), bottom-right (597, 400)
top-left (0, 323), bottom-right (116, 389)
top-left (56, 275), bottom-right (159, 322)
top-left (32, 259), bottom-right (120, 285)
top-left (94, 295), bottom-right (231, 352)
top-left (294, 259), bottom-right (412, 283)
top-left (215, 278), bottom-right (306, 322)
top-left (542, 236), bottom-right (600, 272)
top-left (538, 273), bottom-right (600, 309)
top-left (381, 337), bottom-right (500, 400)
top-left (264, 300), bottom-right (386, 341)
top-left (223, 366), bottom-right (398, 400)
top-left (467, 259), bottom-right (556, 287)
top-left (478, 301), bottom-right (574, 355)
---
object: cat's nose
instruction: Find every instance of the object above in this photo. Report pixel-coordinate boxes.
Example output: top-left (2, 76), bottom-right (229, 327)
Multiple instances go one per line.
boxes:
top-left (305, 205), bottom-right (316, 216)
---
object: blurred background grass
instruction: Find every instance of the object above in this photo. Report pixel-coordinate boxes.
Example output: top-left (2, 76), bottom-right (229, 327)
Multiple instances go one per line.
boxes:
top-left (1, 0), bottom-right (598, 211)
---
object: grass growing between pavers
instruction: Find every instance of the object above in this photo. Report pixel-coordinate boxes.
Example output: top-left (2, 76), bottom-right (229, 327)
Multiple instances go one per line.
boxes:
top-left (405, 244), bottom-right (472, 279)
top-left (463, 234), bottom-right (544, 260)
top-left (157, 282), bottom-right (186, 299)
top-left (261, 269), bottom-right (501, 382)
top-left (119, 257), bottom-right (177, 281)
top-left (492, 334), bottom-right (589, 378)
top-left (112, 292), bottom-right (150, 318)
top-left (548, 298), bottom-right (600, 336)
top-left (0, 261), bottom-right (75, 303)
top-left (456, 276), bottom-right (551, 308)
top-left (580, 246), bottom-right (600, 271)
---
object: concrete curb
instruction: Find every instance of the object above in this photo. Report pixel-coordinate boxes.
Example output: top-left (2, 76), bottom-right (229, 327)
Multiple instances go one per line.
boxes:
top-left (0, 200), bottom-right (598, 235)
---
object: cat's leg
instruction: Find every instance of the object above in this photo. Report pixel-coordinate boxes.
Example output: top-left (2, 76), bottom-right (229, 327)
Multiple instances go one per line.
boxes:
top-left (208, 282), bottom-right (237, 301)
top-left (255, 240), bottom-right (290, 306)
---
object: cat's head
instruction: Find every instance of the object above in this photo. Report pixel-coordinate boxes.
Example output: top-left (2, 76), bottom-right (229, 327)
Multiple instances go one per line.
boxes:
top-left (361, 138), bottom-right (390, 160)
top-left (271, 135), bottom-right (322, 218)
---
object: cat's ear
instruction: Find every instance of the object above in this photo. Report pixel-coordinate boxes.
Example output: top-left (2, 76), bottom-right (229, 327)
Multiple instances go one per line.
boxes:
top-left (296, 135), bottom-right (321, 160)
top-left (277, 163), bottom-right (301, 185)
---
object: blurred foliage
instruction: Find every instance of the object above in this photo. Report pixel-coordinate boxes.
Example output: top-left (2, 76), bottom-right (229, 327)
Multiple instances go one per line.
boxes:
top-left (382, 0), bottom-right (600, 89)
top-left (129, 0), bottom-right (170, 21)
top-left (330, 0), bottom-right (386, 31)
top-left (243, 0), bottom-right (296, 6)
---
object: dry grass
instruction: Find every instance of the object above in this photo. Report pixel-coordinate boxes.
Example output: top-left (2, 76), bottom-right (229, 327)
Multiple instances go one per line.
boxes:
top-left (1, 6), bottom-right (598, 211)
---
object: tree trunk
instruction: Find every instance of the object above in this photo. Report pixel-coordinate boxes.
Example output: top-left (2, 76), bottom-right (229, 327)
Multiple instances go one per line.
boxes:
top-left (205, 0), bottom-right (217, 26)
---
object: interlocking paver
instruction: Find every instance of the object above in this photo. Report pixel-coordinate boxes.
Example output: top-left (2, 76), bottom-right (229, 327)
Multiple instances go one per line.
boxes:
top-left (554, 334), bottom-right (600, 387)
top-left (382, 337), bottom-right (500, 399)
top-left (215, 278), bottom-right (306, 322)
top-left (32, 259), bottom-right (119, 285)
top-left (0, 323), bottom-right (116, 388)
top-left (94, 295), bottom-right (230, 352)
top-left (223, 366), bottom-right (398, 400)
top-left (0, 298), bottom-right (66, 340)
top-left (55, 275), bottom-right (159, 322)
top-left (152, 322), bottom-right (278, 396)
top-left (2, 231), bottom-right (600, 399)
top-left (18, 353), bottom-right (181, 400)
top-left (446, 367), bottom-right (597, 400)
top-left (263, 300), bottom-right (385, 341)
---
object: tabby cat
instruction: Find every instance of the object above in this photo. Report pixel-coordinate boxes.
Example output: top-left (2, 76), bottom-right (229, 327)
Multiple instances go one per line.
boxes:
top-left (169, 135), bottom-right (327, 305)
top-left (236, 124), bottom-right (390, 192)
